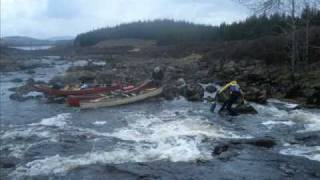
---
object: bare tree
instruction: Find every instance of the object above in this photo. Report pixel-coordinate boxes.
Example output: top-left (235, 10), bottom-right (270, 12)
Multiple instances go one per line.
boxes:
top-left (237, 0), bottom-right (319, 82)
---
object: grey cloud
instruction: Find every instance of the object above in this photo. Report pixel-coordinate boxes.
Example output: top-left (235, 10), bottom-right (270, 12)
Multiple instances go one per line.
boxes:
top-left (44, 0), bottom-right (83, 19)
top-left (1, 0), bottom-right (249, 38)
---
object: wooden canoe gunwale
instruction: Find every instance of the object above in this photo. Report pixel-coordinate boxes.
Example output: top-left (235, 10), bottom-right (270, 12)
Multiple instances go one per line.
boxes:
top-left (80, 87), bottom-right (163, 109)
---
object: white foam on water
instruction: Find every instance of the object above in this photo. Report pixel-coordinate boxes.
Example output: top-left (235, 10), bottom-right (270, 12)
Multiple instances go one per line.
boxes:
top-left (288, 110), bottom-right (320, 132)
top-left (1, 113), bottom-right (70, 140)
top-left (254, 104), bottom-right (288, 118)
top-left (1, 114), bottom-right (71, 158)
top-left (1, 127), bottom-right (52, 140)
top-left (254, 101), bottom-right (320, 132)
top-left (280, 145), bottom-right (320, 162)
top-left (12, 138), bottom-right (211, 177)
top-left (11, 109), bottom-right (248, 177)
top-left (262, 120), bottom-right (295, 129)
top-left (0, 143), bottom-right (31, 158)
top-left (22, 91), bottom-right (43, 98)
top-left (34, 113), bottom-right (71, 128)
top-left (106, 112), bottom-right (245, 142)
top-left (267, 98), bottom-right (298, 109)
top-left (92, 121), bottom-right (107, 126)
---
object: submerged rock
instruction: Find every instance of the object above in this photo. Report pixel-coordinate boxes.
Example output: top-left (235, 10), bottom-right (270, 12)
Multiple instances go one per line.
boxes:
top-left (294, 131), bottom-right (320, 146)
top-left (213, 144), bottom-right (229, 155)
top-left (0, 156), bottom-right (19, 169)
top-left (10, 78), bottom-right (23, 83)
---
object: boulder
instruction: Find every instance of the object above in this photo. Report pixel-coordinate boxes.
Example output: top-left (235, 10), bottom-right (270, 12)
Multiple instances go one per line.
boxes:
top-left (285, 85), bottom-right (303, 98)
top-left (306, 88), bottom-right (320, 107)
top-left (205, 85), bottom-right (217, 93)
top-left (245, 87), bottom-right (267, 104)
top-left (234, 103), bottom-right (258, 114)
top-left (230, 137), bottom-right (277, 148)
top-left (212, 144), bottom-right (229, 155)
top-left (182, 83), bottom-right (204, 101)
top-left (176, 78), bottom-right (186, 89)
top-left (162, 85), bottom-right (180, 100)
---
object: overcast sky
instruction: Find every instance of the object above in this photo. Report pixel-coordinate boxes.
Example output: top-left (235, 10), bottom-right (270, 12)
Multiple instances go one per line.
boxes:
top-left (1, 0), bottom-right (250, 39)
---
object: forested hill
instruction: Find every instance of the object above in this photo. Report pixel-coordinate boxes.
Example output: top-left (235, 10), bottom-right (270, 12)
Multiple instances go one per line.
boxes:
top-left (74, 8), bottom-right (320, 47)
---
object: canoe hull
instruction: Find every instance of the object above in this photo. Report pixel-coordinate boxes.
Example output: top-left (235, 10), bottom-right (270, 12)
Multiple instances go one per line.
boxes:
top-left (33, 84), bottom-right (121, 96)
top-left (66, 80), bottom-right (153, 107)
top-left (80, 87), bottom-right (163, 109)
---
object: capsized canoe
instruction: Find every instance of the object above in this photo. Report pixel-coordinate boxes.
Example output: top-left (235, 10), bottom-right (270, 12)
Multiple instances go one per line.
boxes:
top-left (33, 84), bottom-right (121, 96)
top-left (80, 87), bottom-right (163, 109)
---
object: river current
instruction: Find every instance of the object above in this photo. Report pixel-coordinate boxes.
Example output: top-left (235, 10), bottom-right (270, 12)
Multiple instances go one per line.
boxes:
top-left (1, 58), bottom-right (319, 179)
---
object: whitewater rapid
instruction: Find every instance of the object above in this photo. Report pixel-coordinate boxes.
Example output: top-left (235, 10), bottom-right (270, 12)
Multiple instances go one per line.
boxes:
top-left (1, 59), bottom-right (319, 179)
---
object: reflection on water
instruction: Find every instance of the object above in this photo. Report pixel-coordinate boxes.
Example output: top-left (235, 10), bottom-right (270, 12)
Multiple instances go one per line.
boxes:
top-left (10, 45), bottom-right (54, 51)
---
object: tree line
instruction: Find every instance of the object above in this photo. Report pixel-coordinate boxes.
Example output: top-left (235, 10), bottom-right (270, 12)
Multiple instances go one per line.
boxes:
top-left (74, 7), bottom-right (320, 47)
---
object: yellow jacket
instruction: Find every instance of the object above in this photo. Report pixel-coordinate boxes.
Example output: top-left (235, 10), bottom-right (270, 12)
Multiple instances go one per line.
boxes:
top-left (218, 81), bottom-right (237, 94)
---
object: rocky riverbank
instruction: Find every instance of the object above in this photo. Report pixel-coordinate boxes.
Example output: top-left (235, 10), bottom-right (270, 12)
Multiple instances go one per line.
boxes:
top-left (6, 47), bottom-right (320, 110)
top-left (2, 47), bottom-right (320, 180)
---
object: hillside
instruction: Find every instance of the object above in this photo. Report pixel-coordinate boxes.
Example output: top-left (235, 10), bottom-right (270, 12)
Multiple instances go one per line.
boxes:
top-left (0, 36), bottom-right (54, 46)
top-left (0, 36), bottom-right (74, 47)
top-left (74, 9), bottom-right (320, 47)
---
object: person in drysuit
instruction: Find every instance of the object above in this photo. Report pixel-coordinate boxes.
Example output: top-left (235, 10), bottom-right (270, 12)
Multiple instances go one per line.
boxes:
top-left (218, 80), bottom-right (244, 116)
top-left (151, 66), bottom-right (164, 86)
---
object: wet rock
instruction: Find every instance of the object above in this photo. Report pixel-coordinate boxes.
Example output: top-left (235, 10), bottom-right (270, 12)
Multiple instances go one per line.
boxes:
top-left (279, 163), bottom-right (297, 177)
top-left (176, 78), bottom-right (186, 89)
top-left (223, 61), bottom-right (237, 74)
top-left (294, 131), bottom-right (320, 146)
top-left (10, 78), bottom-right (23, 83)
top-left (0, 157), bottom-right (19, 169)
top-left (204, 96), bottom-right (215, 102)
top-left (26, 69), bottom-right (36, 74)
top-left (182, 83), bottom-right (204, 101)
top-left (162, 85), bottom-right (180, 100)
top-left (205, 85), bottom-right (217, 93)
top-left (245, 138), bottom-right (276, 148)
top-left (8, 78), bottom-right (43, 101)
top-left (234, 103), bottom-right (258, 114)
top-left (245, 87), bottom-right (267, 104)
top-left (9, 92), bottom-right (42, 102)
top-left (246, 73), bottom-right (266, 83)
top-left (306, 88), bottom-right (320, 107)
top-left (285, 85), bottom-right (303, 99)
top-left (9, 93), bottom-right (30, 101)
top-left (212, 144), bottom-right (229, 155)
top-left (230, 137), bottom-right (277, 148)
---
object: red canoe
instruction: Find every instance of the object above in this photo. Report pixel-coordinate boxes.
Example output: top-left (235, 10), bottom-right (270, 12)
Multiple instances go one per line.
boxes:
top-left (33, 84), bottom-right (122, 96)
top-left (66, 80), bottom-right (154, 107)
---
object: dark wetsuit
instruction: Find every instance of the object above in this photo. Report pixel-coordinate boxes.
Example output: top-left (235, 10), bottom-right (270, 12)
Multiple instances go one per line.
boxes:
top-left (152, 69), bottom-right (164, 86)
top-left (219, 85), bottom-right (242, 116)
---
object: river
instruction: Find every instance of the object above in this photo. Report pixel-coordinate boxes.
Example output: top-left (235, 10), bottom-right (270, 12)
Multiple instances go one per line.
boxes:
top-left (1, 58), bottom-right (319, 179)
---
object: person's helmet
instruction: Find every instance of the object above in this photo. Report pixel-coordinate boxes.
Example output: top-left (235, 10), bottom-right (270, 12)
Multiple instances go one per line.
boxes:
top-left (154, 66), bottom-right (160, 73)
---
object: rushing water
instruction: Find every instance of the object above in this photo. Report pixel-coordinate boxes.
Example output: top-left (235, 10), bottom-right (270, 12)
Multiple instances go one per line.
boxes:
top-left (1, 58), bottom-right (319, 179)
